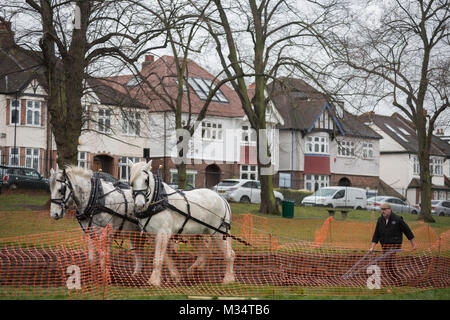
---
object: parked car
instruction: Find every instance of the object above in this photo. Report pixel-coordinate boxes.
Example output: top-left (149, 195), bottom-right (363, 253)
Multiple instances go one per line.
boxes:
top-left (431, 200), bottom-right (450, 216)
top-left (366, 196), bottom-right (419, 215)
top-left (214, 179), bottom-right (284, 205)
top-left (301, 186), bottom-right (367, 210)
top-left (1, 165), bottom-right (49, 192)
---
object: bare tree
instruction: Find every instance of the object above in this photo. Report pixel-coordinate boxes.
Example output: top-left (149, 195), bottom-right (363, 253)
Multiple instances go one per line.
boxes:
top-left (194, 0), bottom-right (341, 214)
top-left (333, 0), bottom-right (449, 222)
top-left (1, 0), bottom-right (166, 167)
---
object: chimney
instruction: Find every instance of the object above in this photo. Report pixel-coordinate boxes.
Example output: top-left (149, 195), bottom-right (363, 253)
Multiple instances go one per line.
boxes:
top-left (248, 83), bottom-right (256, 89)
top-left (141, 54), bottom-right (155, 70)
top-left (0, 21), bottom-right (15, 48)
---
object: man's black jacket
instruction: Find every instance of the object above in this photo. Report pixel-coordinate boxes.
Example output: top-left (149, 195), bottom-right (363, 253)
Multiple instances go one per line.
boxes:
top-left (372, 212), bottom-right (415, 245)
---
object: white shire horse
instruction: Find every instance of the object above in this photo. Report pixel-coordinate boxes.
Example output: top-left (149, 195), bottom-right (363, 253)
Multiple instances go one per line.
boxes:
top-left (128, 160), bottom-right (236, 287)
top-left (49, 166), bottom-right (146, 276)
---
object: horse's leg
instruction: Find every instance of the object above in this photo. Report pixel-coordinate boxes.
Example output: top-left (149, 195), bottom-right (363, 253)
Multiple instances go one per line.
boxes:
top-left (148, 231), bottom-right (171, 287)
top-left (164, 240), bottom-right (181, 283)
top-left (216, 235), bottom-right (236, 284)
top-left (130, 232), bottom-right (146, 275)
top-left (99, 225), bottom-right (113, 283)
top-left (187, 236), bottom-right (209, 276)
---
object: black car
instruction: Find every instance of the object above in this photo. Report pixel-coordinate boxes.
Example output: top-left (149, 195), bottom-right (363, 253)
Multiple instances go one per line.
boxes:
top-left (1, 165), bottom-right (50, 191)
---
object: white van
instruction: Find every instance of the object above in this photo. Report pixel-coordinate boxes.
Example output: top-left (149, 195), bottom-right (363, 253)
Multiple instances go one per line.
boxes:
top-left (301, 186), bottom-right (367, 210)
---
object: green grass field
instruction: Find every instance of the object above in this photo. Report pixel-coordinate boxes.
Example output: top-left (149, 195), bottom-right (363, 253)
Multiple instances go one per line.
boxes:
top-left (0, 190), bottom-right (449, 300)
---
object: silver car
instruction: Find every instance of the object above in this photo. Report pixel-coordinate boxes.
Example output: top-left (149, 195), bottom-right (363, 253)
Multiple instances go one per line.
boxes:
top-left (367, 196), bottom-right (420, 215)
top-left (431, 200), bottom-right (450, 216)
top-left (214, 179), bottom-right (284, 205)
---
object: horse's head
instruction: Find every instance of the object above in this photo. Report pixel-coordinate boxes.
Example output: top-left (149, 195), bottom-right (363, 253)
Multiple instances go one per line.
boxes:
top-left (128, 160), bottom-right (154, 213)
top-left (49, 167), bottom-right (74, 220)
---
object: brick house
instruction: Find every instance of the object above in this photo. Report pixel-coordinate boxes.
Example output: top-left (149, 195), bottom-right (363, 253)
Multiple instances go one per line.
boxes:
top-left (268, 78), bottom-right (383, 191)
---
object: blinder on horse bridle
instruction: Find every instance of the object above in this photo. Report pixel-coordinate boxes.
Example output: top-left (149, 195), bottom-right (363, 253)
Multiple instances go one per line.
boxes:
top-left (131, 170), bottom-right (151, 203)
top-left (50, 169), bottom-right (74, 215)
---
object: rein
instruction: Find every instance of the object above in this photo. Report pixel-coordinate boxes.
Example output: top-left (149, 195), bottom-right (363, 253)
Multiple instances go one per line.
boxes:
top-left (132, 170), bottom-right (251, 247)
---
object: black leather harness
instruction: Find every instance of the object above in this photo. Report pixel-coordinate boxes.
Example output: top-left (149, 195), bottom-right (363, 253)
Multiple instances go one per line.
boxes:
top-left (133, 172), bottom-right (248, 245)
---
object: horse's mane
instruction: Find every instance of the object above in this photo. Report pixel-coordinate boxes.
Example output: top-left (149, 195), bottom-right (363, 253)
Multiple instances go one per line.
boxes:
top-left (64, 165), bottom-right (93, 182)
top-left (129, 161), bottom-right (149, 185)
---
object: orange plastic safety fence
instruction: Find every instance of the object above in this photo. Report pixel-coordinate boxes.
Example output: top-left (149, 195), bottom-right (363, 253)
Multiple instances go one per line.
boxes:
top-left (0, 212), bottom-right (448, 299)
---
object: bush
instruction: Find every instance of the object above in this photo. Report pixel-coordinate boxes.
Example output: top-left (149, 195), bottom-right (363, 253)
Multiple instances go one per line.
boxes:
top-left (275, 188), bottom-right (313, 206)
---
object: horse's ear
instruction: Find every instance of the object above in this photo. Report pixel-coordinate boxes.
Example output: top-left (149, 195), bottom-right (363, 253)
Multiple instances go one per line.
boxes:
top-left (144, 160), bottom-right (152, 171)
top-left (127, 159), bottom-right (134, 167)
top-left (50, 168), bottom-right (55, 176)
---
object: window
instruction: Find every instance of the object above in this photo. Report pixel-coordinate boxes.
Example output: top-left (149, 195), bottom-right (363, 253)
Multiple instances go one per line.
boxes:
top-left (26, 100), bottom-right (41, 126)
top-left (98, 108), bottom-right (112, 133)
top-left (187, 77), bottom-right (229, 103)
top-left (413, 155), bottom-right (420, 175)
top-left (170, 170), bottom-right (196, 187)
top-left (279, 172), bottom-right (291, 188)
top-left (122, 111), bottom-right (140, 136)
top-left (78, 152), bottom-right (87, 169)
top-left (305, 136), bottom-right (329, 154)
top-left (201, 121), bottom-right (222, 140)
top-left (430, 157), bottom-right (443, 176)
top-left (10, 99), bottom-right (20, 125)
top-left (240, 165), bottom-right (258, 180)
top-left (9, 147), bottom-right (19, 166)
top-left (338, 140), bottom-right (355, 157)
top-left (363, 142), bottom-right (374, 159)
top-left (304, 174), bottom-right (329, 191)
top-left (241, 125), bottom-right (256, 143)
top-left (25, 148), bottom-right (39, 171)
top-left (314, 110), bottom-right (332, 130)
top-left (242, 181), bottom-right (260, 189)
top-left (119, 156), bottom-right (140, 181)
top-left (81, 105), bottom-right (88, 130)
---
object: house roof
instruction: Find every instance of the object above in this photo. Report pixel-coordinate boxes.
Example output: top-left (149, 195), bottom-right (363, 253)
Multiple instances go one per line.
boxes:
top-left (360, 112), bottom-right (446, 156)
top-left (267, 77), bottom-right (381, 139)
top-left (101, 55), bottom-right (245, 118)
top-left (0, 47), bottom-right (46, 94)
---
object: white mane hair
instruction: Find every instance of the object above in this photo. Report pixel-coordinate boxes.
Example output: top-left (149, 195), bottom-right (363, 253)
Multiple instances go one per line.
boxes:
top-left (129, 161), bottom-right (150, 185)
top-left (63, 165), bottom-right (93, 182)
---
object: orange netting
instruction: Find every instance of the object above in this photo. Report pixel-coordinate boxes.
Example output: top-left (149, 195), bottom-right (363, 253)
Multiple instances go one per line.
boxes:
top-left (0, 211), bottom-right (448, 299)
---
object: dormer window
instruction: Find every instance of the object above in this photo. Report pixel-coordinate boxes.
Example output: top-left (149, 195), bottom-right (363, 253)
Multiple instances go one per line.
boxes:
top-left (187, 77), bottom-right (229, 103)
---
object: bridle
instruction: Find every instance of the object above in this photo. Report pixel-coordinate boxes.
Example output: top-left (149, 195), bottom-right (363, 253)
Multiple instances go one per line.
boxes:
top-left (131, 170), bottom-right (151, 204)
top-left (50, 169), bottom-right (74, 216)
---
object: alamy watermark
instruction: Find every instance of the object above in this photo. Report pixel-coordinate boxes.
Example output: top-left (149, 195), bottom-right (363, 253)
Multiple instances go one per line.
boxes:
top-left (67, 2), bottom-right (81, 31)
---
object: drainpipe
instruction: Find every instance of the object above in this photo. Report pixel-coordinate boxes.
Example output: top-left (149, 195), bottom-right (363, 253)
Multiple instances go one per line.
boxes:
top-left (163, 111), bottom-right (167, 182)
top-left (291, 128), bottom-right (294, 188)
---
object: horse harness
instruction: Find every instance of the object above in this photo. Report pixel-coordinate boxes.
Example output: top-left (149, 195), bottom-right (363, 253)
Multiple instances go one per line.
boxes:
top-left (52, 170), bottom-right (140, 232)
top-left (132, 171), bottom-right (235, 242)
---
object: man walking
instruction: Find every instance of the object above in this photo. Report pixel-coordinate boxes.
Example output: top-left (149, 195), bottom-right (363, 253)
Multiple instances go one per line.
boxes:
top-left (369, 202), bottom-right (417, 285)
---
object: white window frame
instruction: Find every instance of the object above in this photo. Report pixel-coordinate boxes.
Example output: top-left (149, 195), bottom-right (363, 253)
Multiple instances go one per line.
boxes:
top-left (337, 140), bottom-right (355, 158)
top-left (413, 155), bottom-right (420, 175)
top-left (201, 121), bottom-right (223, 141)
top-left (119, 156), bottom-right (141, 181)
top-left (305, 136), bottom-right (329, 155)
top-left (304, 174), bottom-right (329, 191)
top-left (241, 125), bottom-right (256, 143)
top-left (279, 172), bottom-right (291, 188)
top-left (10, 99), bottom-right (20, 125)
top-left (25, 148), bottom-right (39, 171)
top-left (430, 157), bottom-right (443, 176)
top-left (362, 142), bottom-right (374, 159)
top-left (240, 165), bottom-right (258, 180)
top-left (98, 108), bottom-right (112, 133)
top-left (122, 111), bottom-right (140, 136)
top-left (26, 100), bottom-right (41, 126)
top-left (170, 169), bottom-right (196, 187)
top-left (9, 147), bottom-right (19, 166)
top-left (77, 151), bottom-right (87, 169)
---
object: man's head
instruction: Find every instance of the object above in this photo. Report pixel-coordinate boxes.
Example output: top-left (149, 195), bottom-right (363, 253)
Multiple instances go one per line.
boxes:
top-left (380, 202), bottom-right (392, 219)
